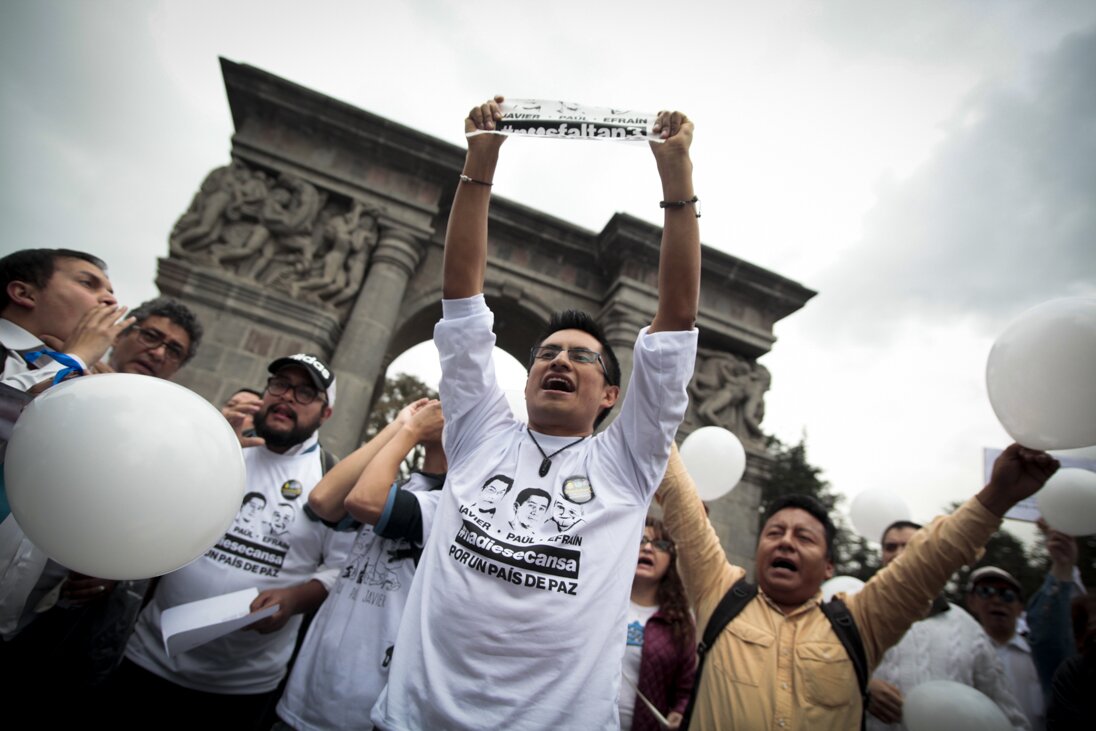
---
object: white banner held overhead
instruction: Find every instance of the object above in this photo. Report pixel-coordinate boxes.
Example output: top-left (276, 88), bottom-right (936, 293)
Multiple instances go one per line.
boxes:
top-left (468, 99), bottom-right (660, 143)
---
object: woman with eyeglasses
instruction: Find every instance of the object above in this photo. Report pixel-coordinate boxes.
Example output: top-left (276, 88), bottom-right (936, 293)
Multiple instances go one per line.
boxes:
top-left (619, 518), bottom-right (696, 731)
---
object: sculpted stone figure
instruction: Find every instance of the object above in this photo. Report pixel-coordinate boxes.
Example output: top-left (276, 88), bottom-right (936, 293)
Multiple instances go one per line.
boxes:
top-left (290, 201), bottom-right (377, 306)
top-left (687, 347), bottom-right (770, 443)
top-left (169, 162), bottom-right (270, 259)
top-left (210, 174), bottom-right (323, 282)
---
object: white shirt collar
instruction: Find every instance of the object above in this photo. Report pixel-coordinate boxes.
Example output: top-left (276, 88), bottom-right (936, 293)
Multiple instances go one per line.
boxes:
top-left (0, 318), bottom-right (45, 349)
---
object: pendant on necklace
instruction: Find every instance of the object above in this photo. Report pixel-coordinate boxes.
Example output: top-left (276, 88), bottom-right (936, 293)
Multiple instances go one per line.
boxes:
top-left (539, 458), bottom-right (551, 478)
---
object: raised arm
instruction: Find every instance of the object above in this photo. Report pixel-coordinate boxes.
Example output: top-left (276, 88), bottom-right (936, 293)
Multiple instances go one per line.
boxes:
top-left (443, 96), bottom-right (506, 300)
top-left (344, 400), bottom-right (444, 525)
top-left (648, 112), bottom-right (700, 333)
top-left (850, 444), bottom-right (1059, 669)
top-left (307, 398), bottom-right (429, 521)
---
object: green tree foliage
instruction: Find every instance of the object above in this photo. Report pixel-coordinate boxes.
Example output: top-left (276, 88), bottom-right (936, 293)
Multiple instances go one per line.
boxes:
top-left (760, 436), bottom-right (879, 582)
top-left (945, 521), bottom-right (1045, 605)
top-left (364, 372), bottom-right (439, 475)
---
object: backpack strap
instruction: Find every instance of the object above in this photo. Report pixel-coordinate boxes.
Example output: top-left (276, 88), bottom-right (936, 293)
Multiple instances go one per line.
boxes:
top-left (319, 445), bottom-right (339, 475)
top-left (821, 596), bottom-right (869, 730)
top-left (681, 578), bottom-right (757, 730)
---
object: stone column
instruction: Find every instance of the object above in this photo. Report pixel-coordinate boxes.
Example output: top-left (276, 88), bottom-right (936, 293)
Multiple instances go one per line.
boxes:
top-left (322, 226), bottom-right (425, 455)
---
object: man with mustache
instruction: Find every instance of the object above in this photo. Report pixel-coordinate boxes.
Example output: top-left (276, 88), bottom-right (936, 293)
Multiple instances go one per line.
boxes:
top-left (658, 443), bottom-right (1060, 730)
top-left (113, 353), bottom-right (353, 727)
top-left (106, 296), bottom-right (202, 380)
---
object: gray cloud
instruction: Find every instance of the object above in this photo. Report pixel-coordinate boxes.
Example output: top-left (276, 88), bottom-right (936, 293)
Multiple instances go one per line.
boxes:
top-left (810, 25), bottom-right (1096, 341)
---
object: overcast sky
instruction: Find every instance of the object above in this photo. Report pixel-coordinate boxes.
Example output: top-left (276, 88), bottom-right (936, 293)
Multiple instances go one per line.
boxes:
top-left (3, 0), bottom-right (1094, 538)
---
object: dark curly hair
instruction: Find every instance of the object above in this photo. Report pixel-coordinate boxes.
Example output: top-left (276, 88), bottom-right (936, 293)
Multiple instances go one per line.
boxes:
top-left (644, 517), bottom-right (695, 651)
top-left (126, 296), bottom-right (204, 364)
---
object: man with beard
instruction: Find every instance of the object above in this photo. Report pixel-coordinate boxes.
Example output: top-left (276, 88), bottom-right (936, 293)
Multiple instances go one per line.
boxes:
top-left (112, 354), bottom-right (353, 728)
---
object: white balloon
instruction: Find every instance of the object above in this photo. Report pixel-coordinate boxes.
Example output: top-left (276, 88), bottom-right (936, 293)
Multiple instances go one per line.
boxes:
top-left (849, 489), bottom-right (911, 543)
top-left (4, 374), bottom-right (245, 579)
top-left (986, 296), bottom-right (1096, 450)
top-left (904, 680), bottom-right (1011, 731)
top-left (1037, 468), bottom-right (1096, 536)
top-left (821, 575), bottom-right (864, 602)
top-left (679, 426), bottom-right (746, 501)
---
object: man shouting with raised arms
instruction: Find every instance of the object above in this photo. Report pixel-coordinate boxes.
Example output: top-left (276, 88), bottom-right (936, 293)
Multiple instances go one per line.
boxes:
top-left (371, 97), bottom-right (700, 730)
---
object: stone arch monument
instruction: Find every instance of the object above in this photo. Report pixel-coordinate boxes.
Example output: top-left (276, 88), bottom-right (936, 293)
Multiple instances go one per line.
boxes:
top-left (158, 59), bottom-right (815, 567)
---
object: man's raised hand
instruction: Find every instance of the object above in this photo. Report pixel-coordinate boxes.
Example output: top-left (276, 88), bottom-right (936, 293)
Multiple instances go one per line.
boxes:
top-left (978, 443), bottom-right (1060, 517)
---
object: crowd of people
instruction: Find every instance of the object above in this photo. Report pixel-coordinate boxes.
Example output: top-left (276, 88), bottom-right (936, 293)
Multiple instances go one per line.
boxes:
top-left (1, 97), bottom-right (1091, 730)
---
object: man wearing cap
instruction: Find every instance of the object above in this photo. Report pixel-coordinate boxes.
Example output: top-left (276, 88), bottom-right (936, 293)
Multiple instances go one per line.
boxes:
top-left (113, 354), bottom-right (353, 726)
top-left (866, 523), bottom-right (1029, 730)
top-left (967, 565), bottom-right (1051, 730)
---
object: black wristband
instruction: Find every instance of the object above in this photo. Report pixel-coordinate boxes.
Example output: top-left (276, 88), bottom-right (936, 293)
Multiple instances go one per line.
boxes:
top-left (459, 174), bottom-right (493, 187)
top-left (659, 195), bottom-right (701, 218)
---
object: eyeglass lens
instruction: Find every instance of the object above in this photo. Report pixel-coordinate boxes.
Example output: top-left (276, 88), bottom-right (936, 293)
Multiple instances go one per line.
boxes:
top-left (640, 537), bottom-right (672, 552)
top-left (136, 328), bottom-right (187, 362)
top-left (266, 377), bottom-right (321, 405)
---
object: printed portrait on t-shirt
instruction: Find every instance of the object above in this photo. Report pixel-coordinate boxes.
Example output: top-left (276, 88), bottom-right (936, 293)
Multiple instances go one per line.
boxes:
top-left (505, 487), bottom-right (552, 540)
top-left (544, 497), bottom-right (585, 534)
top-left (264, 502), bottom-right (296, 542)
top-left (232, 491), bottom-right (268, 537)
top-left (468, 474), bottom-right (513, 520)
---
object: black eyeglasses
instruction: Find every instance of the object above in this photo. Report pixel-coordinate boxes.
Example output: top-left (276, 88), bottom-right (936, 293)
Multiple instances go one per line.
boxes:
top-left (640, 536), bottom-right (673, 553)
top-left (133, 327), bottom-right (188, 363)
top-left (973, 585), bottom-right (1020, 603)
top-left (529, 345), bottom-right (608, 378)
top-left (265, 376), bottom-right (325, 406)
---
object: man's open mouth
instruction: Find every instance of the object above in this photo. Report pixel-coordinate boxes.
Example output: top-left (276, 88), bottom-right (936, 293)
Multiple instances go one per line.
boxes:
top-left (771, 558), bottom-right (798, 572)
top-left (542, 376), bottom-right (575, 393)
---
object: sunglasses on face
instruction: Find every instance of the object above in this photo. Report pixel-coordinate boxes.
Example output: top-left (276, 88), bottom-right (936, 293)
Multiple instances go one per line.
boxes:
top-left (640, 536), bottom-right (673, 553)
top-left (972, 585), bottom-right (1020, 603)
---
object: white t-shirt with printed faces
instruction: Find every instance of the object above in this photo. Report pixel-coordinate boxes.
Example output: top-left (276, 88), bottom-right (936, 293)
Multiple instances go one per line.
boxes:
top-left (370, 295), bottom-right (697, 731)
top-left (276, 474), bottom-right (442, 731)
top-left (124, 436), bottom-right (353, 694)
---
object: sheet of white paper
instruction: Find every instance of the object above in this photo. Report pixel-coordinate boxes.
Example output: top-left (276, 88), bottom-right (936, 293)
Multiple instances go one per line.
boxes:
top-left (622, 672), bottom-right (671, 728)
top-left (161, 587), bottom-right (279, 657)
top-left (984, 447), bottom-right (1096, 522)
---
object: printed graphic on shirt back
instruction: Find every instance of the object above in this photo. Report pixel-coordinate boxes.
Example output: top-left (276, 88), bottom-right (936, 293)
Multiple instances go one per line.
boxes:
top-left (450, 473), bottom-right (593, 597)
top-left (333, 527), bottom-right (414, 609)
top-left (204, 487), bottom-right (299, 577)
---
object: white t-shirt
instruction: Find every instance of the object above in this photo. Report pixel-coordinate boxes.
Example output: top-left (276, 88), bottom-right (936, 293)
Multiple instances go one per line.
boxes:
top-left (619, 600), bottom-right (661, 731)
top-left (276, 474), bottom-right (443, 731)
top-left (124, 435), bottom-right (353, 694)
top-left (371, 295), bottom-right (697, 731)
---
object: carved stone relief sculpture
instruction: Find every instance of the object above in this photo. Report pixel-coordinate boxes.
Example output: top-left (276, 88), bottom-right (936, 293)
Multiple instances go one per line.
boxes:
top-left (686, 346), bottom-right (771, 445)
top-left (169, 161), bottom-right (378, 315)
